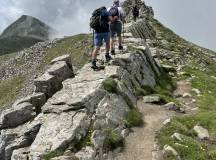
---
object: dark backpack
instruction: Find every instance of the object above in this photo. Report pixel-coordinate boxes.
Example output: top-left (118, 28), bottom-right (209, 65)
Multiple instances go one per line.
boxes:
top-left (90, 7), bottom-right (107, 30)
top-left (109, 6), bottom-right (119, 17)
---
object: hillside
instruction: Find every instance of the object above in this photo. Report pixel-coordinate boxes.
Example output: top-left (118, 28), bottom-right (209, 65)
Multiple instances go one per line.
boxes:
top-left (0, 15), bottom-right (55, 55)
top-left (0, 0), bottom-right (216, 159)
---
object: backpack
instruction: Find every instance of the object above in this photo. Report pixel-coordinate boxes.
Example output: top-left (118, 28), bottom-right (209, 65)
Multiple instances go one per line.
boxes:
top-left (90, 7), bottom-right (107, 30)
top-left (109, 6), bottom-right (119, 17)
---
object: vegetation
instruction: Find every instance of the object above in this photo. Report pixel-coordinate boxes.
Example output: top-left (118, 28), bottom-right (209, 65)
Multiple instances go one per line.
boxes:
top-left (0, 76), bottom-right (24, 107)
top-left (152, 17), bottom-right (216, 159)
top-left (102, 78), bottom-right (118, 93)
top-left (39, 34), bottom-right (92, 70)
top-left (0, 36), bottom-right (42, 55)
top-left (124, 108), bottom-right (143, 128)
top-left (42, 150), bottom-right (65, 160)
top-left (104, 128), bottom-right (124, 150)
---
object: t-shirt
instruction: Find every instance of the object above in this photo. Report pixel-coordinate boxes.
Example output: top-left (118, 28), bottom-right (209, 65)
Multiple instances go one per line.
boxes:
top-left (95, 10), bottom-right (110, 33)
top-left (107, 6), bottom-right (125, 22)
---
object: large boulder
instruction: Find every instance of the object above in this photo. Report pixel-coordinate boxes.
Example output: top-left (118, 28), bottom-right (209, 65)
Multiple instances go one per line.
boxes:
top-left (0, 102), bottom-right (34, 129)
top-left (29, 111), bottom-right (90, 157)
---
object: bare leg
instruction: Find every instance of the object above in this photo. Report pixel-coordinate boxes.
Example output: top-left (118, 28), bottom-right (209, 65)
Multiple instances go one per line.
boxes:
top-left (106, 40), bottom-right (110, 53)
top-left (118, 35), bottom-right (122, 47)
top-left (110, 37), bottom-right (115, 51)
top-left (91, 46), bottom-right (100, 60)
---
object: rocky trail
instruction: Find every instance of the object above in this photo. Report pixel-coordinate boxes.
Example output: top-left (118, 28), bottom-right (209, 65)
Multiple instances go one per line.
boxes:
top-left (114, 101), bottom-right (173, 160)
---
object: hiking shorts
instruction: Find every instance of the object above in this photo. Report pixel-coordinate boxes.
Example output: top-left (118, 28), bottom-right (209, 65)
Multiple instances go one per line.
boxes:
top-left (110, 21), bottom-right (122, 38)
top-left (94, 32), bottom-right (110, 47)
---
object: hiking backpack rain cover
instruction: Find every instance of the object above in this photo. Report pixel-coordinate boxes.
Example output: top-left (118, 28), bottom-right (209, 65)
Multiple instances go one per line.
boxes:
top-left (90, 7), bottom-right (107, 30)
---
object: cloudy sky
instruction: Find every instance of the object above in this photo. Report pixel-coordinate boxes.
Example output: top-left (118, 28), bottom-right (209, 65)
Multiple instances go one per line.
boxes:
top-left (0, 0), bottom-right (215, 51)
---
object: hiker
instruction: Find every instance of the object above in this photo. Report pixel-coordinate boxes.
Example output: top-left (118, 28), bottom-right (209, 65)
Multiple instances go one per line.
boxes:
top-left (132, 5), bottom-right (139, 22)
top-left (108, 0), bottom-right (125, 55)
top-left (90, 7), bottom-right (112, 70)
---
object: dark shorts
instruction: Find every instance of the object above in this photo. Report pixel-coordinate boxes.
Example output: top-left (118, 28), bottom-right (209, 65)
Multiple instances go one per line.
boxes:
top-left (110, 21), bottom-right (122, 38)
top-left (94, 32), bottom-right (110, 47)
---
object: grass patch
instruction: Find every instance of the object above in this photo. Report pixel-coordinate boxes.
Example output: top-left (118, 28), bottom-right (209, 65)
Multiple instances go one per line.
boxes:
top-left (42, 150), bottom-right (65, 160)
top-left (102, 78), bottom-right (118, 93)
top-left (124, 108), bottom-right (143, 128)
top-left (39, 34), bottom-right (91, 70)
top-left (0, 76), bottom-right (24, 107)
top-left (74, 126), bottom-right (94, 151)
top-left (104, 128), bottom-right (124, 150)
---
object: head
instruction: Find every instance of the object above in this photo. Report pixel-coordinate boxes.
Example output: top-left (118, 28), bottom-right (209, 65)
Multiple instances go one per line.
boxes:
top-left (113, 0), bottom-right (120, 7)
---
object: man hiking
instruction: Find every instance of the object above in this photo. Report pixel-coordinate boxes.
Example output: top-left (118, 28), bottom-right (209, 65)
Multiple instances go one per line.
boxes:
top-left (108, 0), bottom-right (125, 55)
top-left (90, 7), bottom-right (112, 70)
top-left (132, 5), bottom-right (139, 22)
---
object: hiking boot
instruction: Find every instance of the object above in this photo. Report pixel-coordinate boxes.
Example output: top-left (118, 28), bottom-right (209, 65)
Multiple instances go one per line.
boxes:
top-left (111, 50), bottom-right (115, 55)
top-left (105, 54), bottom-right (112, 62)
top-left (119, 45), bottom-right (123, 50)
top-left (91, 59), bottom-right (100, 71)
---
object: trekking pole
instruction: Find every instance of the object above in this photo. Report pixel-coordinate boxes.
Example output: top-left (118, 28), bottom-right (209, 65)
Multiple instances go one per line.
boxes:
top-left (92, 30), bottom-right (95, 51)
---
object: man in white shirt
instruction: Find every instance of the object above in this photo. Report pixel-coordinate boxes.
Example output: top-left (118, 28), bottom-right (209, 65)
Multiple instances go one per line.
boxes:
top-left (108, 0), bottom-right (125, 55)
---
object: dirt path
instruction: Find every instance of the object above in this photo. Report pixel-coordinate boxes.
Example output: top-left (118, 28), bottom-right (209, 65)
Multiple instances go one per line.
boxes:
top-left (114, 101), bottom-right (174, 160)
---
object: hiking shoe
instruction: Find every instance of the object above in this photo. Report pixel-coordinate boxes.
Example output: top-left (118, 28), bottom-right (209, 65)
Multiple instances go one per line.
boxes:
top-left (105, 54), bottom-right (112, 62)
top-left (119, 45), bottom-right (123, 50)
top-left (91, 65), bottom-right (100, 71)
top-left (111, 50), bottom-right (115, 55)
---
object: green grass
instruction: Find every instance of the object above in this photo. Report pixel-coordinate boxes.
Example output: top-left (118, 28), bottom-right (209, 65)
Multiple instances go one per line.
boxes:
top-left (124, 108), bottom-right (143, 128)
top-left (0, 76), bottom-right (24, 107)
top-left (104, 128), bottom-right (124, 150)
top-left (39, 34), bottom-right (92, 70)
top-left (42, 149), bottom-right (65, 160)
top-left (102, 78), bottom-right (118, 93)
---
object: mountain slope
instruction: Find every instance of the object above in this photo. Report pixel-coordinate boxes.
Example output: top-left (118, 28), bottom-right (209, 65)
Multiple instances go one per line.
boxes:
top-left (0, 15), bottom-right (55, 55)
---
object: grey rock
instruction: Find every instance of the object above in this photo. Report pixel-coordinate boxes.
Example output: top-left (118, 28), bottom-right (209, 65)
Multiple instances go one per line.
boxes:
top-left (30, 111), bottom-right (90, 156)
top-left (34, 73), bottom-right (61, 97)
top-left (171, 133), bottom-right (183, 141)
top-left (50, 54), bottom-right (72, 68)
top-left (47, 61), bottom-right (74, 81)
top-left (51, 156), bottom-right (78, 160)
top-left (0, 102), bottom-right (34, 129)
top-left (163, 118), bottom-right (171, 125)
top-left (75, 146), bottom-right (96, 160)
top-left (91, 130), bottom-right (106, 149)
top-left (164, 102), bottom-right (178, 111)
top-left (163, 145), bottom-right (178, 157)
top-left (121, 129), bottom-right (130, 138)
top-left (143, 95), bottom-right (161, 103)
top-left (96, 94), bottom-right (129, 128)
top-left (192, 88), bottom-right (201, 95)
top-left (182, 93), bottom-right (192, 98)
top-left (193, 125), bottom-right (209, 140)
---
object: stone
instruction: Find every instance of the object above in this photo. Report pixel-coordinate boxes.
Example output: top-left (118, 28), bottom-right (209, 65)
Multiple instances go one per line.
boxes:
top-left (96, 94), bottom-right (130, 128)
top-left (171, 133), bottom-right (183, 141)
top-left (143, 95), bottom-right (161, 103)
top-left (182, 93), bottom-right (192, 98)
top-left (193, 125), bottom-right (210, 140)
top-left (47, 61), bottom-right (74, 81)
top-left (51, 156), bottom-right (78, 160)
top-left (13, 93), bottom-right (46, 113)
top-left (121, 129), bottom-right (130, 138)
top-left (30, 111), bottom-right (90, 156)
top-left (50, 54), bottom-right (72, 68)
top-left (91, 130), bottom-right (106, 149)
top-left (164, 102), bottom-right (178, 111)
top-left (163, 118), bottom-right (171, 125)
top-left (34, 72), bottom-right (61, 97)
top-left (163, 145), bottom-right (178, 157)
top-left (192, 88), bottom-right (201, 95)
top-left (11, 148), bottom-right (29, 160)
top-left (75, 146), bottom-right (96, 160)
top-left (0, 102), bottom-right (34, 129)
top-left (161, 64), bottom-right (176, 72)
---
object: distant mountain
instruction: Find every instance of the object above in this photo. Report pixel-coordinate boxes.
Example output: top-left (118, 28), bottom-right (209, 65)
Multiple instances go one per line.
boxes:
top-left (0, 15), bottom-right (55, 55)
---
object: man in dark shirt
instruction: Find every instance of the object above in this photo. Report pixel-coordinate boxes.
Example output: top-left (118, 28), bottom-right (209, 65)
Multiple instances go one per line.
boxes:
top-left (91, 7), bottom-right (112, 70)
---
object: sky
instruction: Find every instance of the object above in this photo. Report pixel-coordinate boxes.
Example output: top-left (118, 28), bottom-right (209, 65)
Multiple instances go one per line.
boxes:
top-left (0, 0), bottom-right (215, 51)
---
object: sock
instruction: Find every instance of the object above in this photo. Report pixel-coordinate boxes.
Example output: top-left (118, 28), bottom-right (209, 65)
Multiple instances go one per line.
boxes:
top-left (91, 59), bottom-right (97, 66)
